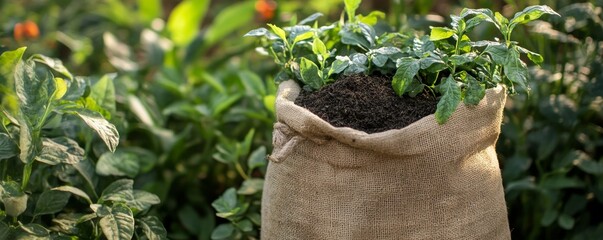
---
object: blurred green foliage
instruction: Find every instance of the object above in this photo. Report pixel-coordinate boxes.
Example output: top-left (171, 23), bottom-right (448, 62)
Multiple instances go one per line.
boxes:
top-left (1, 0), bottom-right (601, 239)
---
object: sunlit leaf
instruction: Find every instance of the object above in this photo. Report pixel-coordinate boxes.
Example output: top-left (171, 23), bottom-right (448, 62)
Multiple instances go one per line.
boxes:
top-left (510, 5), bottom-right (560, 30)
top-left (166, 0), bottom-right (209, 46)
top-left (344, 0), bottom-right (361, 21)
top-left (52, 185), bottom-right (92, 205)
top-left (267, 24), bottom-right (287, 43)
top-left (429, 27), bottom-right (455, 41)
top-left (205, 1), bottom-right (255, 46)
top-left (31, 54), bottom-right (73, 80)
top-left (90, 75), bottom-right (116, 116)
top-left (36, 137), bottom-right (85, 165)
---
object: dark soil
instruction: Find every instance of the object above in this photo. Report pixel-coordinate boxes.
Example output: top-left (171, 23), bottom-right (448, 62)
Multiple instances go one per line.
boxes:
top-left (294, 74), bottom-right (438, 133)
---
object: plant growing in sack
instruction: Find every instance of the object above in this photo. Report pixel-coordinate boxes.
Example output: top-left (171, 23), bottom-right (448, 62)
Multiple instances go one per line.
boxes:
top-left (245, 0), bottom-right (559, 239)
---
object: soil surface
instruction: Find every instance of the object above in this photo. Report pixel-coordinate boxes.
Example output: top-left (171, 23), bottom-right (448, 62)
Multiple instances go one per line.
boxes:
top-left (294, 74), bottom-right (438, 134)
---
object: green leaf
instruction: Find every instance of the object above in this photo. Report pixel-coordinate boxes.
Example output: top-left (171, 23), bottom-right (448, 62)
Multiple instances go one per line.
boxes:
top-left (448, 53), bottom-right (477, 66)
top-left (100, 179), bottom-right (134, 203)
top-left (0, 180), bottom-right (28, 217)
top-left (464, 75), bottom-right (486, 105)
top-left (406, 79), bottom-right (425, 98)
top-left (510, 5), bottom-right (560, 30)
top-left (36, 137), bottom-right (85, 165)
top-left (177, 205), bottom-right (204, 235)
top-left (243, 28), bottom-right (269, 37)
top-left (31, 54), bottom-right (73, 80)
top-left (540, 175), bottom-right (584, 190)
top-left (17, 115), bottom-right (36, 165)
top-left (204, 1), bottom-right (255, 46)
top-left (344, 0), bottom-right (361, 21)
top-left (574, 155), bottom-right (603, 175)
top-left (503, 48), bottom-right (529, 92)
top-left (138, 216), bottom-right (167, 240)
top-left (52, 186), bottom-right (92, 205)
top-left (99, 204), bottom-right (135, 240)
top-left (429, 27), bottom-right (456, 41)
top-left (0, 133), bottom-right (17, 160)
top-left (211, 223), bottom-right (235, 240)
top-left (0, 222), bottom-right (9, 239)
top-left (263, 95), bottom-right (276, 114)
top-left (247, 146), bottom-right (267, 171)
top-left (312, 38), bottom-right (328, 57)
top-left (73, 110), bottom-right (119, 152)
top-left (239, 70), bottom-right (266, 96)
top-left (435, 76), bottom-right (462, 124)
top-left (19, 223), bottom-right (49, 237)
top-left (237, 179), bottom-right (264, 195)
top-left (293, 31), bottom-right (314, 45)
top-left (129, 190), bottom-right (161, 212)
top-left (267, 24), bottom-right (287, 43)
top-left (558, 214), bottom-right (575, 230)
top-left (212, 188), bottom-right (238, 214)
top-left (103, 32), bottom-right (138, 72)
top-left (53, 77), bottom-right (68, 100)
top-left (299, 13), bottom-right (323, 25)
top-left (90, 75), bottom-right (116, 116)
top-left (166, 0), bottom-right (209, 46)
top-left (517, 46), bottom-right (544, 65)
top-left (138, 0), bottom-right (162, 22)
top-left (339, 23), bottom-right (375, 49)
top-left (299, 57), bottom-right (323, 90)
top-left (96, 150), bottom-right (140, 178)
top-left (0, 47), bottom-right (26, 85)
top-left (329, 57), bottom-right (350, 76)
top-left (15, 59), bottom-right (56, 126)
top-left (34, 190), bottom-right (70, 216)
top-left (73, 158), bottom-right (99, 197)
top-left (541, 209), bottom-right (558, 226)
top-left (484, 43), bottom-right (508, 65)
top-left (63, 76), bottom-right (89, 101)
top-left (392, 57), bottom-right (420, 96)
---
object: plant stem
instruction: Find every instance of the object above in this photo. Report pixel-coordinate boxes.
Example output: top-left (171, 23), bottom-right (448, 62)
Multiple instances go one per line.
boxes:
top-left (235, 162), bottom-right (249, 180)
top-left (21, 162), bottom-right (32, 190)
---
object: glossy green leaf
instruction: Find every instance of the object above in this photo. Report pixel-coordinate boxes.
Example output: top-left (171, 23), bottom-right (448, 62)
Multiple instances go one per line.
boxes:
top-left (267, 24), bottom-right (287, 43)
top-left (464, 75), bottom-right (486, 105)
top-left (406, 79), bottom-right (425, 98)
top-left (31, 54), bottom-right (73, 80)
top-left (211, 223), bottom-right (235, 240)
top-left (73, 110), bottom-right (119, 152)
top-left (435, 76), bottom-right (462, 124)
top-left (53, 77), bottom-right (67, 100)
top-left (329, 57), bottom-right (350, 76)
top-left (15, 59), bottom-right (56, 126)
top-left (484, 43), bottom-right (508, 65)
top-left (138, 216), bottom-right (168, 240)
top-left (392, 57), bottom-right (420, 96)
top-left (0, 133), bottom-right (17, 160)
top-left (429, 27), bottom-right (456, 41)
top-left (99, 204), bottom-right (135, 240)
top-left (36, 137), bottom-right (85, 165)
top-left (237, 179), bottom-right (264, 195)
top-left (96, 150), bottom-right (140, 178)
top-left (166, 0), bottom-right (209, 46)
top-left (34, 190), bottom-right (70, 216)
top-left (63, 76), bottom-right (89, 101)
top-left (205, 1), bottom-right (255, 46)
top-left (52, 185), bottom-right (92, 204)
top-left (129, 190), bottom-right (161, 212)
top-left (0, 47), bottom-right (26, 85)
top-left (517, 46), bottom-right (544, 64)
top-left (448, 53), bottom-right (477, 66)
top-left (299, 57), bottom-right (323, 90)
top-left (510, 5), bottom-right (560, 29)
top-left (18, 116), bottom-right (35, 165)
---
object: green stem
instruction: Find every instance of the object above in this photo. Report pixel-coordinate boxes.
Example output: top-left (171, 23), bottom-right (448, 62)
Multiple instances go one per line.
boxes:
top-left (235, 162), bottom-right (249, 180)
top-left (21, 163), bottom-right (33, 190)
top-left (35, 97), bottom-right (55, 131)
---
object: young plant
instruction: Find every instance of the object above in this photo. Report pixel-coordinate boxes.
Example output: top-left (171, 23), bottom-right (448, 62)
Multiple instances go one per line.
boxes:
top-left (245, 1), bottom-right (559, 124)
top-left (0, 48), bottom-right (165, 239)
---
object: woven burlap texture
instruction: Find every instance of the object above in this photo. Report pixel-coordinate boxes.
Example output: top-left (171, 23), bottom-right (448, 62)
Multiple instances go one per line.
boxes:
top-left (262, 80), bottom-right (511, 240)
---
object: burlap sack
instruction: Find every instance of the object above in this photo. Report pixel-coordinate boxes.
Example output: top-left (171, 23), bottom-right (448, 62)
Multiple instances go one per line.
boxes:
top-left (262, 80), bottom-right (511, 240)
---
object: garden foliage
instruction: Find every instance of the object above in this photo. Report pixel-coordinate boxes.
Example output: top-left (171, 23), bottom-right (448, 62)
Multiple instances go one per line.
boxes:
top-left (1, 0), bottom-right (601, 239)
